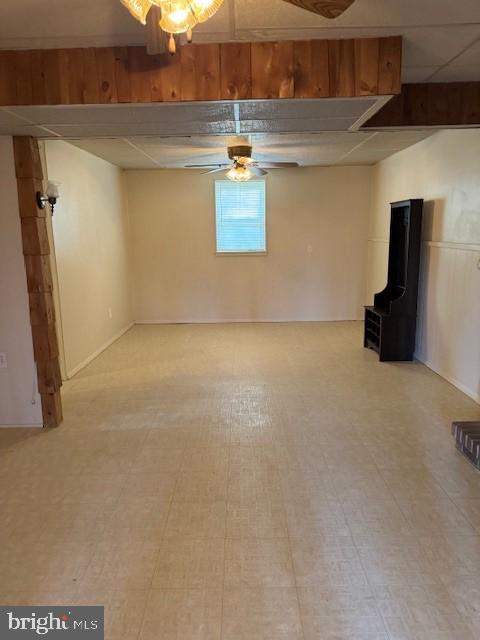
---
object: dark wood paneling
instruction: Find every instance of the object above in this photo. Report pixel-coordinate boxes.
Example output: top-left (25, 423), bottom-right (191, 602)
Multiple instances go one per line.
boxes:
top-left (364, 82), bottom-right (480, 128)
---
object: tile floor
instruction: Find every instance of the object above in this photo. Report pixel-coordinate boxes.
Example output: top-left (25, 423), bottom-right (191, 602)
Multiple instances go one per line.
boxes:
top-left (1, 322), bottom-right (480, 639)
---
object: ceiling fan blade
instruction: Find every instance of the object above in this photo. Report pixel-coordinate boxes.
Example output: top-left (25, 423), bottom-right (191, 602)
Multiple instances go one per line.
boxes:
top-left (250, 167), bottom-right (268, 177)
top-left (203, 167), bottom-right (229, 174)
top-left (146, 5), bottom-right (168, 55)
top-left (256, 162), bottom-right (299, 168)
top-left (280, 0), bottom-right (355, 19)
top-left (185, 164), bottom-right (229, 168)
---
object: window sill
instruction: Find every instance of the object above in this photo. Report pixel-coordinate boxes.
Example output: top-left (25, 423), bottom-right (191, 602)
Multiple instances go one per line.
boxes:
top-left (216, 251), bottom-right (268, 256)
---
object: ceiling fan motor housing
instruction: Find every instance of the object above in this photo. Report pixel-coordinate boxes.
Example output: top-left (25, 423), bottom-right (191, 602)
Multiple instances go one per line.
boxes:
top-left (228, 144), bottom-right (252, 161)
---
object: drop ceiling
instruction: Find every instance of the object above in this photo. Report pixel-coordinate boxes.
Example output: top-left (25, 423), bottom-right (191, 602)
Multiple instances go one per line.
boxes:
top-left (56, 130), bottom-right (434, 169)
top-left (0, 97), bottom-right (389, 138)
top-left (0, 0), bottom-right (479, 83)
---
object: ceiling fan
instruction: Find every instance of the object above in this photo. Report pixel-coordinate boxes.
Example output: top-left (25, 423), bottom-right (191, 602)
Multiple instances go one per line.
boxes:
top-left (185, 137), bottom-right (299, 181)
top-left (120, 1), bottom-right (355, 54)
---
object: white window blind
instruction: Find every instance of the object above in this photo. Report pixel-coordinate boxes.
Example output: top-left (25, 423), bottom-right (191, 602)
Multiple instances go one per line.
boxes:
top-left (215, 180), bottom-right (266, 253)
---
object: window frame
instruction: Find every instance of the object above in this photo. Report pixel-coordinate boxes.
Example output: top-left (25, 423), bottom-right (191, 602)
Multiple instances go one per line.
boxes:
top-left (214, 179), bottom-right (268, 256)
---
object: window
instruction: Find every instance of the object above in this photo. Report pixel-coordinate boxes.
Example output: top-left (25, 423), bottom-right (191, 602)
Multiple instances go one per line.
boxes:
top-left (215, 180), bottom-right (266, 254)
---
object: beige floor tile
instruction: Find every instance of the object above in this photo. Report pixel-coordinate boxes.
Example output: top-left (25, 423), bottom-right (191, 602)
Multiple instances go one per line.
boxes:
top-left (61, 473), bottom-right (127, 504)
top-left (181, 447), bottom-right (229, 472)
top-left (144, 428), bottom-right (190, 449)
top-left (285, 499), bottom-right (351, 538)
top-left (453, 498), bottom-right (480, 533)
top-left (3, 541), bottom-right (96, 591)
top-left (397, 498), bottom-right (477, 536)
top-left (1, 322), bottom-right (479, 637)
top-left (229, 444), bottom-right (277, 471)
top-left (39, 502), bottom-right (115, 544)
top-left (74, 588), bottom-right (149, 640)
top-left (131, 445), bottom-right (184, 474)
top-left (152, 538), bottom-right (225, 588)
top-left (164, 501), bottom-right (227, 538)
top-left (297, 585), bottom-right (389, 640)
top-left (291, 536), bottom-right (368, 588)
top-left (122, 471), bottom-right (178, 501)
top-left (222, 587), bottom-right (303, 639)
top-left (140, 589), bottom-right (222, 640)
top-left (225, 538), bottom-right (295, 587)
top-left (443, 576), bottom-right (480, 635)
top-left (228, 467), bottom-right (284, 504)
top-left (78, 540), bottom-right (160, 590)
top-left (226, 501), bottom-right (289, 538)
top-left (173, 469), bottom-right (228, 502)
top-left (376, 593), bottom-right (476, 639)
top-left (102, 497), bottom-right (170, 542)
top-left (358, 544), bottom-right (442, 587)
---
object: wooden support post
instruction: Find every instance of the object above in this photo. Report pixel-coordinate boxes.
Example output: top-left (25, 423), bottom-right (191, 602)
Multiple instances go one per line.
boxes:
top-left (13, 136), bottom-right (63, 428)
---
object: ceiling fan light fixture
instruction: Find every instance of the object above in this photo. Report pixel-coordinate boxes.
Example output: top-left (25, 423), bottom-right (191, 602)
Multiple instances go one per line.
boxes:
top-left (189, 0), bottom-right (225, 22)
top-left (159, 0), bottom-right (198, 33)
top-left (120, 0), bottom-right (151, 25)
top-left (226, 166), bottom-right (253, 182)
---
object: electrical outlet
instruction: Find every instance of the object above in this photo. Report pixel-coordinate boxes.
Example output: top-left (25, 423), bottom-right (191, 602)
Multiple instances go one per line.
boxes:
top-left (0, 352), bottom-right (7, 369)
top-left (108, 307), bottom-right (113, 319)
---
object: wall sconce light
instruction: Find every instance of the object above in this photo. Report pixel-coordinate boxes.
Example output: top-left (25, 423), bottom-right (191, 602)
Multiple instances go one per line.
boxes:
top-left (36, 181), bottom-right (61, 215)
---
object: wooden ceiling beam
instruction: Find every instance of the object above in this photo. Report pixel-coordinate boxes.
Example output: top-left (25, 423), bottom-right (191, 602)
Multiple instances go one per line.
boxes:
top-left (363, 82), bottom-right (480, 128)
top-left (0, 36), bottom-right (402, 106)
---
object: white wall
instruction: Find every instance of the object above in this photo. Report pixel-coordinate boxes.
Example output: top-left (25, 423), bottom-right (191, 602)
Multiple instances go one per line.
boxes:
top-left (45, 141), bottom-right (133, 378)
top-left (126, 166), bottom-right (372, 324)
top-left (366, 129), bottom-right (480, 403)
top-left (0, 137), bottom-right (42, 426)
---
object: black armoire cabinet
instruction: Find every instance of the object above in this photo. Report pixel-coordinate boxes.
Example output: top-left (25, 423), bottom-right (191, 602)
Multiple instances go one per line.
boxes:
top-left (364, 199), bottom-right (423, 361)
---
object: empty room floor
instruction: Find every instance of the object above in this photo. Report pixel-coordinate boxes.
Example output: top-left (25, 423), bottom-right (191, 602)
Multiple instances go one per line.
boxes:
top-left (1, 322), bottom-right (480, 639)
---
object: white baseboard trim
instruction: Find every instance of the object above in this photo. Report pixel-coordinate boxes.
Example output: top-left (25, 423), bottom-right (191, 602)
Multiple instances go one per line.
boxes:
top-left (418, 357), bottom-right (480, 405)
top-left (66, 322), bottom-right (135, 379)
top-left (135, 318), bottom-right (363, 325)
top-left (0, 423), bottom-right (43, 429)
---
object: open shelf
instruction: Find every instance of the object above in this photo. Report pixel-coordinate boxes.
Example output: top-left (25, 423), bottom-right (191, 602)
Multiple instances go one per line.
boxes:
top-left (364, 199), bottom-right (423, 362)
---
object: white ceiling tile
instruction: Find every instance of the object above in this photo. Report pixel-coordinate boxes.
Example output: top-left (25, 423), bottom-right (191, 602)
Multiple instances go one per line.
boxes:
top-left (0, 108), bottom-right (35, 126)
top-left (10, 103), bottom-right (236, 126)
top-left (446, 38), bottom-right (480, 66)
top-left (235, 0), bottom-right (480, 30)
top-left (42, 121), bottom-right (237, 138)
top-left (0, 124), bottom-right (59, 137)
top-left (240, 117), bottom-right (357, 133)
top-left (51, 128), bottom-right (433, 170)
top-left (67, 138), bottom-right (157, 168)
top-left (357, 131), bottom-right (434, 150)
top-left (430, 64), bottom-right (480, 82)
top-left (401, 67), bottom-right (439, 82)
top-left (238, 98), bottom-right (376, 120)
top-left (401, 26), bottom-right (480, 67)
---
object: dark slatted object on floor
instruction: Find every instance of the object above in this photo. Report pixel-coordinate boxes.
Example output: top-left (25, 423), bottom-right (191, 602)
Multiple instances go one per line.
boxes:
top-left (452, 422), bottom-right (480, 469)
top-left (364, 199), bottom-right (423, 361)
